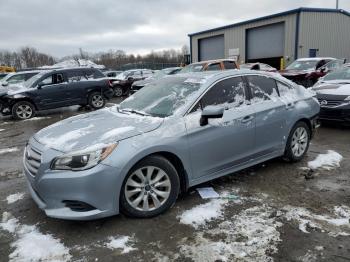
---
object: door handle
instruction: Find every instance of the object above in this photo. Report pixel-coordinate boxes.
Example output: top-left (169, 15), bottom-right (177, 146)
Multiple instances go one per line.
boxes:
top-left (286, 102), bottom-right (295, 109)
top-left (241, 115), bottom-right (254, 123)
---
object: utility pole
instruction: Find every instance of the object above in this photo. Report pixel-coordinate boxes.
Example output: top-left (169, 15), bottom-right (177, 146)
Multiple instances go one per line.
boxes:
top-left (336, 0), bottom-right (339, 9)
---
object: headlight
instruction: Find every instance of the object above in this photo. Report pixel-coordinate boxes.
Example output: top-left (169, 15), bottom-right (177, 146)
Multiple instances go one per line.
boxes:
top-left (344, 96), bottom-right (350, 101)
top-left (51, 144), bottom-right (117, 171)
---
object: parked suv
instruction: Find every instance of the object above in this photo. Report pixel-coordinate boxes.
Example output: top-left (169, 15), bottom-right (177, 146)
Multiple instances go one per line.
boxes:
top-left (111, 69), bottom-right (154, 97)
top-left (280, 57), bottom-right (344, 87)
top-left (24, 70), bottom-right (319, 220)
top-left (179, 59), bottom-right (238, 73)
top-left (0, 67), bottom-right (114, 120)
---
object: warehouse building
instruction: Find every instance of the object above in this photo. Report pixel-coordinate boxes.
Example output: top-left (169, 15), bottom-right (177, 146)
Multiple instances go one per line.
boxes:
top-left (188, 7), bottom-right (350, 68)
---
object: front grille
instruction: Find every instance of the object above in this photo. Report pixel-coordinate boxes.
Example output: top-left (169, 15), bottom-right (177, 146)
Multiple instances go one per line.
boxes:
top-left (317, 99), bottom-right (343, 107)
top-left (24, 145), bottom-right (42, 176)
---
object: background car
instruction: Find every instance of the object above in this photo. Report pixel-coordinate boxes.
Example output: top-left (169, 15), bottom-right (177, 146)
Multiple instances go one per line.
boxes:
top-left (111, 69), bottom-right (154, 97)
top-left (0, 70), bottom-right (41, 87)
top-left (0, 73), bottom-right (9, 80)
top-left (240, 62), bottom-right (277, 72)
top-left (279, 57), bottom-right (344, 87)
top-left (24, 70), bottom-right (319, 220)
top-left (0, 67), bottom-right (114, 120)
top-left (313, 65), bottom-right (350, 124)
top-left (130, 67), bottom-right (181, 94)
top-left (179, 59), bottom-right (238, 73)
top-left (104, 70), bottom-right (123, 77)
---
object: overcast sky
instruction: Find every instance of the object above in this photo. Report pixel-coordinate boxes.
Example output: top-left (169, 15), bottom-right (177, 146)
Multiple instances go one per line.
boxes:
top-left (0, 0), bottom-right (349, 57)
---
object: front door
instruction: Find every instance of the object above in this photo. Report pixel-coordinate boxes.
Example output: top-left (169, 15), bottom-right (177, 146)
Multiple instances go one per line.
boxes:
top-left (184, 76), bottom-right (256, 180)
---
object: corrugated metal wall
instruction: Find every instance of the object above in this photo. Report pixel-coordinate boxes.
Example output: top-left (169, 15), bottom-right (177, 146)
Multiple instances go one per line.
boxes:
top-left (190, 14), bottom-right (297, 64)
top-left (298, 12), bottom-right (350, 61)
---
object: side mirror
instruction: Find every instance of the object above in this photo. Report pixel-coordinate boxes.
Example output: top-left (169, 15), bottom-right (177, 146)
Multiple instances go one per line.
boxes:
top-left (200, 106), bottom-right (224, 126)
top-left (2, 82), bottom-right (8, 87)
top-left (37, 82), bottom-right (44, 89)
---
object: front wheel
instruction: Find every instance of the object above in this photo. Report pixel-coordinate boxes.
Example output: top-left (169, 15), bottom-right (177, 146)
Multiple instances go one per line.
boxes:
top-left (12, 101), bottom-right (35, 120)
top-left (120, 155), bottom-right (180, 218)
top-left (283, 121), bottom-right (311, 162)
top-left (88, 92), bottom-right (106, 109)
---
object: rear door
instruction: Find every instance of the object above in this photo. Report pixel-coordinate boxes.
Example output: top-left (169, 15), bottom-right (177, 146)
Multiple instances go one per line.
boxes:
top-left (34, 72), bottom-right (69, 109)
top-left (66, 69), bottom-right (90, 104)
top-left (246, 74), bottom-right (286, 156)
top-left (185, 76), bottom-right (256, 180)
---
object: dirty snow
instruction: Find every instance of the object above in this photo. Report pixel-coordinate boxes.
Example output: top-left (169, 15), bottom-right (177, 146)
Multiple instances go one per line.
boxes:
top-left (105, 236), bottom-right (137, 254)
top-left (6, 193), bottom-right (25, 204)
top-left (179, 205), bottom-right (282, 262)
top-left (0, 212), bottom-right (71, 262)
top-left (283, 205), bottom-right (350, 236)
top-left (23, 116), bottom-right (51, 122)
top-left (0, 147), bottom-right (20, 155)
top-left (308, 150), bottom-right (343, 170)
top-left (178, 199), bottom-right (227, 229)
top-left (0, 128), bottom-right (5, 132)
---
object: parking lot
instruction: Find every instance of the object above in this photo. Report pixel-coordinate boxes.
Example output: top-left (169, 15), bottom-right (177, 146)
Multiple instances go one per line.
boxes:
top-left (0, 97), bottom-right (349, 262)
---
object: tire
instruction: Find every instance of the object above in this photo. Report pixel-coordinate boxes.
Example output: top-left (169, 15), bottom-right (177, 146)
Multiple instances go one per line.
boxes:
top-left (120, 155), bottom-right (180, 218)
top-left (113, 86), bottom-right (123, 97)
top-left (88, 92), bottom-right (106, 109)
top-left (12, 101), bottom-right (35, 120)
top-left (283, 121), bottom-right (311, 162)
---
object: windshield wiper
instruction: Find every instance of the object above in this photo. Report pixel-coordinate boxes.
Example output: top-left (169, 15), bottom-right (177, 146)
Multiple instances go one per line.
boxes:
top-left (120, 108), bottom-right (151, 116)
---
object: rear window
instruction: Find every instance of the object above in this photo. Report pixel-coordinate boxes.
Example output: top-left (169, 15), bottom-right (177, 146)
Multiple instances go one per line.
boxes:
top-left (223, 61), bottom-right (237, 69)
top-left (84, 69), bottom-right (105, 79)
top-left (206, 63), bottom-right (221, 71)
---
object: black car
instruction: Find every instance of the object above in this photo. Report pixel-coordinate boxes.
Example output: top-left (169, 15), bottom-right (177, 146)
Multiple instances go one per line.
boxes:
top-left (313, 66), bottom-right (350, 124)
top-left (130, 67), bottom-right (181, 94)
top-left (111, 69), bottom-right (153, 97)
top-left (0, 67), bottom-right (114, 120)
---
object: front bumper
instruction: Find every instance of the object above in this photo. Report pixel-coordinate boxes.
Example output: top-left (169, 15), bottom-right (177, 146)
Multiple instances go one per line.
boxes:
top-left (319, 107), bottom-right (350, 123)
top-left (24, 139), bottom-right (123, 220)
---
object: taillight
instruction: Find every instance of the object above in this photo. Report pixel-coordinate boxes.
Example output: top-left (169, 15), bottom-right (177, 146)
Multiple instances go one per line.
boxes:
top-left (108, 80), bottom-right (113, 88)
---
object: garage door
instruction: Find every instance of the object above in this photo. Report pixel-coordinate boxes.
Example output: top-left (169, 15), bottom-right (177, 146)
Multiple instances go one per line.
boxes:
top-left (199, 35), bottom-right (224, 61)
top-left (246, 23), bottom-right (284, 60)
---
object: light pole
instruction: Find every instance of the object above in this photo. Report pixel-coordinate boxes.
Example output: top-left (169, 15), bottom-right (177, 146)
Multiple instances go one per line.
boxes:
top-left (336, 0), bottom-right (339, 9)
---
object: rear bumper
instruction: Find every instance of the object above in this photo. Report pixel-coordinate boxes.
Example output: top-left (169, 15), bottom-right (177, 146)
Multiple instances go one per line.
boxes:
top-left (103, 89), bottom-right (114, 99)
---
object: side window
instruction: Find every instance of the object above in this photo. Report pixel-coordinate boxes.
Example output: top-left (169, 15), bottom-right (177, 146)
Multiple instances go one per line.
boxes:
top-left (276, 81), bottom-right (293, 98)
top-left (133, 71), bottom-right (142, 78)
top-left (223, 61), bottom-right (237, 69)
top-left (67, 70), bottom-right (84, 82)
top-left (7, 74), bottom-right (25, 83)
top-left (41, 73), bottom-right (64, 86)
top-left (201, 77), bottom-right (245, 108)
top-left (206, 63), bottom-right (221, 71)
top-left (247, 75), bottom-right (279, 102)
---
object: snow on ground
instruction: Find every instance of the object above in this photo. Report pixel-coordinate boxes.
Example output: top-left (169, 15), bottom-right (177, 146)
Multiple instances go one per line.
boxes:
top-left (6, 193), bottom-right (25, 204)
top-left (23, 116), bottom-right (51, 122)
top-left (105, 235), bottom-right (137, 254)
top-left (177, 199), bottom-right (227, 229)
top-left (0, 128), bottom-right (5, 132)
top-left (179, 204), bottom-right (282, 262)
top-left (283, 205), bottom-right (350, 236)
top-left (308, 150), bottom-right (343, 170)
top-left (0, 212), bottom-right (71, 262)
top-left (0, 147), bottom-right (20, 155)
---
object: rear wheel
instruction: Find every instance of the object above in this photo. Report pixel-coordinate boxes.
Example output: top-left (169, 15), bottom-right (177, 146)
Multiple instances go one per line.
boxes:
top-left (284, 121), bottom-right (311, 162)
top-left (12, 101), bottom-right (35, 120)
top-left (120, 155), bottom-right (180, 218)
top-left (113, 86), bottom-right (123, 97)
top-left (88, 92), bottom-right (106, 109)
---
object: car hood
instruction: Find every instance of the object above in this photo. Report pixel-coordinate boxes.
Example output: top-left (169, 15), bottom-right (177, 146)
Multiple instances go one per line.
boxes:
top-left (0, 84), bottom-right (29, 96)
top-left (280, 69), bottom-right (312, 77)
top-left (34, 107), bottom-right (164, 152)
top-left (314, 82), bottom-right (350, 96)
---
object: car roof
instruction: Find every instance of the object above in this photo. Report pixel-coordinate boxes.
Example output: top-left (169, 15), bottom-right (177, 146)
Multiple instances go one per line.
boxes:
top-left (190, 59), bottom-right (236, 65)
top-left (297, 57), bottom-right (336, 61)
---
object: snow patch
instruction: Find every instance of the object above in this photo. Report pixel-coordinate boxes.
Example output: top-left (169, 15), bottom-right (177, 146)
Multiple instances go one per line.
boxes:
top-left (0, 212), bottom-right (71, 262)
top-left (99, 126), bottom-right (135, 141)
top-left (23, 116), bottom-right (51, 122)
top-left (178, 199), bottom-right (227, 229)
top-left (6, 193), bottom-right (25, 204)
top-left (308, 150), bottom-right (343, 170)
top-left (0, 147), bottom-right (20, 155)
top-left (179, 205), bottom-right (282, 262)
top-left (0, 128), bottom-right (5, 132)
top-left (105, 235), bottom-right (137, 254)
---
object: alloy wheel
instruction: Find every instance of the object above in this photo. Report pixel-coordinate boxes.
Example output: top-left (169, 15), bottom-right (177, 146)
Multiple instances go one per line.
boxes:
top-left (16, 105), bottom-right (33, 119)
top-left (91, 94), bottom-right (104, 108)
top-left (124, 166), bottom-right (171, 212)
top-left (291, 127), bottom-right (308, 157)
top-left (114, 87), bottom-right (123, 97)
